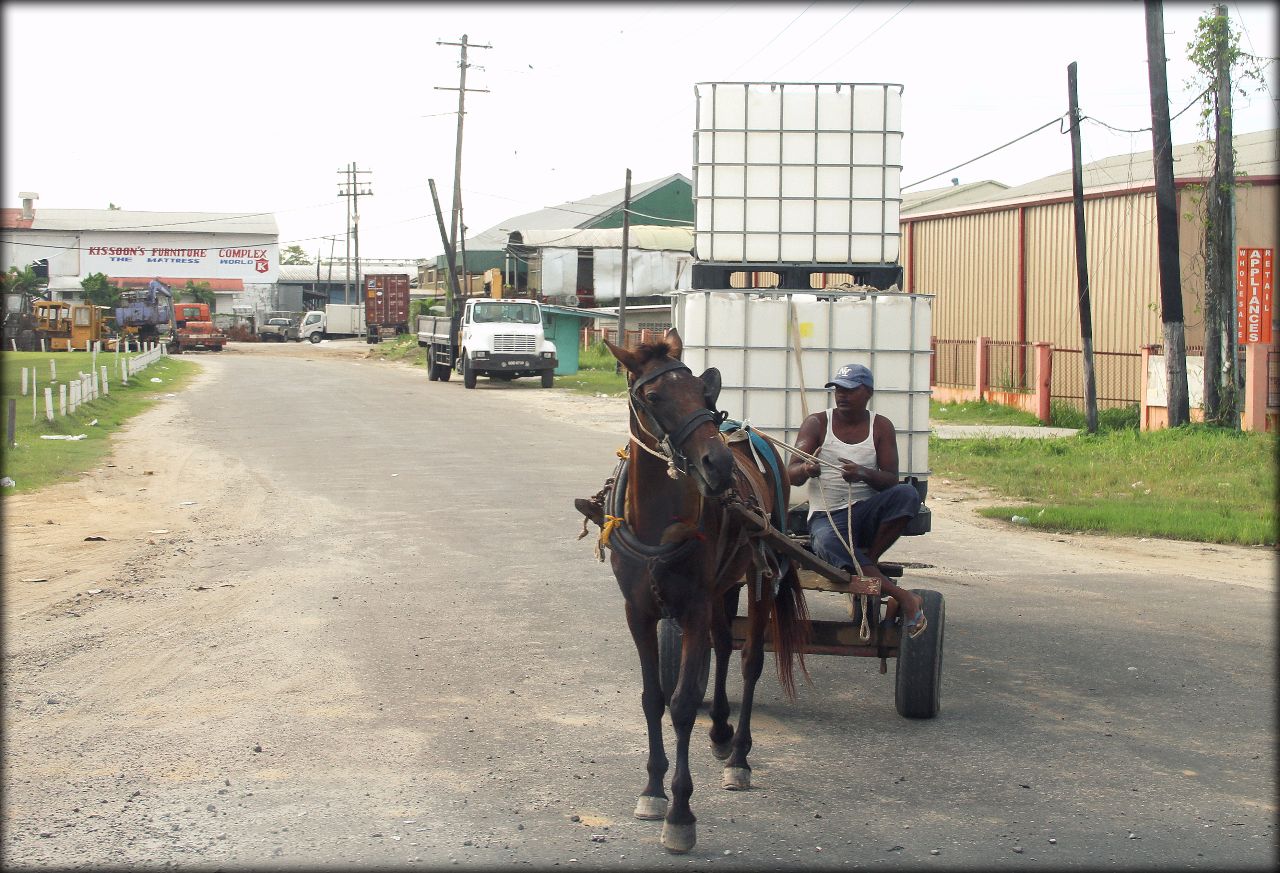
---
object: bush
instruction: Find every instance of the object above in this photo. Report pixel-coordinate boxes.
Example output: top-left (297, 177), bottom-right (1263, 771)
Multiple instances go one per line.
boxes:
top-left (1050, 401), bottom-right (1139, 431)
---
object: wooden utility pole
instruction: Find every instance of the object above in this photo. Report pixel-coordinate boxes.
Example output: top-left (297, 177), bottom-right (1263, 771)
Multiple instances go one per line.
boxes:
top-left (436, 35), bottom-right (491, 297)
top-left (1067, 62), bottom-right (1099, 434)
top-left (1204, 3), bottom-right (1238, 426)
top-left (617, 169), bottom-right (632, 350)
top-left (1144, 0), bottom-right (1191, 426)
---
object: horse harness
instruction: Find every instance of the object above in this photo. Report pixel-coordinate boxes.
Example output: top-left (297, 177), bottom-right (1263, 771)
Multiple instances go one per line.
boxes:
top-left (577, 360), bottom-right (787, 617)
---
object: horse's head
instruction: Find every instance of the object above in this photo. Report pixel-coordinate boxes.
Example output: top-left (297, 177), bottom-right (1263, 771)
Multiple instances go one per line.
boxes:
top-left (605, 328), bottom-right (735, 497)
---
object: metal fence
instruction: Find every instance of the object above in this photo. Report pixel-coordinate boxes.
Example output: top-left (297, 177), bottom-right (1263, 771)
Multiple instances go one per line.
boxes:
top-left (1270, 348), bottom-right (1280, 411)
top-left (931, 338), bottom-right (975, 388)
top-left (1050, 348), bottom-right (1143, 410)
top-left (985, 339), bottom-right (1034, 392)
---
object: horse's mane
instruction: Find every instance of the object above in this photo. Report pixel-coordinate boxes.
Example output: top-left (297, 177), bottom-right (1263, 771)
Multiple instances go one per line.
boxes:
top-left (633, 341), bottom-right (673, 364)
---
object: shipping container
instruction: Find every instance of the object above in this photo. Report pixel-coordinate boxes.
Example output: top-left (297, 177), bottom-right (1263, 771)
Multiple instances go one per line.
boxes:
top-left (364, 274), bottom-right (411, 333)
top-left (693, 82), bottom-right (903, 266)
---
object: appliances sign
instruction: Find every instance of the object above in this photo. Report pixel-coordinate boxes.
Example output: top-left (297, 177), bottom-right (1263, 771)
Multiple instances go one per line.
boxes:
top-left (81, 234), bottom-right (279, 282)
top-left (1236, 247), bottom-right (1273, 345)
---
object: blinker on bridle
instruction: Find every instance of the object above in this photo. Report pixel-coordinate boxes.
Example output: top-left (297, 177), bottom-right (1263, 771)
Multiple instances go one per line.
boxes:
top-left (628, 358), bottom-right (727, 475)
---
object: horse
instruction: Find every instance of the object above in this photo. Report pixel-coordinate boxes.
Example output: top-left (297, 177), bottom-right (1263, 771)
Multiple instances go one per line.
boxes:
top-left (597, 328), bottom-right (810, 854)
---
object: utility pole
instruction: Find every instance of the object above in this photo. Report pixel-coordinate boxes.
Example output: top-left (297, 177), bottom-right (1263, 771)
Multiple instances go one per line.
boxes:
top-left (617, 169), bottom-right (632, 350)
top-left (1067, 62), bottom-right (1099, 434)
top-left (436, 34), bottom-right (491, 298)
top-left (1144, 0), bottom-right (1190, 427)
top-left (337, 163), bottom-right (373, 310)
top-left (1205, 3), bottom-right (1238, 427)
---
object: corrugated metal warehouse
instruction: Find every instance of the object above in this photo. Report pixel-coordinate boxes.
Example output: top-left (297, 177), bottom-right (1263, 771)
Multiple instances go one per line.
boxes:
top-left (901, 129), bottom-right (1277, 407)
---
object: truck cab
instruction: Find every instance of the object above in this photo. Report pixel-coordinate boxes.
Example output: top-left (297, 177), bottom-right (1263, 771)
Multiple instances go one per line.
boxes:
top-left (296, 309), bottom-right (326, 343)
top-left (457, 298), bottom-right (558, 388)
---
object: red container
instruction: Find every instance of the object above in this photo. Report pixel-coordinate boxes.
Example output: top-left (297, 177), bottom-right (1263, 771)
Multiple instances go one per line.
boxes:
top-left (364, 274), bottom-right (411, 332)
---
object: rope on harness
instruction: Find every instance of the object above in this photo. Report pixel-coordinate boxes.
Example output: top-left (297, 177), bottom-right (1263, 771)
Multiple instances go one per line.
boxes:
top-left (596, 514), bottom-right (623, 561)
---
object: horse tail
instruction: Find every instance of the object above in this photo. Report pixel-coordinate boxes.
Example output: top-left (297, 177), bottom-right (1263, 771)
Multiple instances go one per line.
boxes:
top-left (770, 563), bottom-right (811, 701)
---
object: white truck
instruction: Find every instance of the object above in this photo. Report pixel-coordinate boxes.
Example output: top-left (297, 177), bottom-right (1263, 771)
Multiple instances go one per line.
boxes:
top-left (416, 297), bottom-right (557, 389)
top-left (322, 303), bottom-right (366, 339)
top-left (293, 309), bottom-right (326, 343)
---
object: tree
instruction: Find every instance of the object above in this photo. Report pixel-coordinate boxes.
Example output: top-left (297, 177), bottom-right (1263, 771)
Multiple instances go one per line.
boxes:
top-left (1185, 5), bottom-right (1269, 427)
top-left (180, 280), bottom-right (215, 306)
top-left (108, 203), bottom-right (122, 210)
top-left (280, 244), bottom-right (312, 265)
top-left (80, 272), bottom-right (120, 309)
top-left (0, 264), bottom-right (45, 297)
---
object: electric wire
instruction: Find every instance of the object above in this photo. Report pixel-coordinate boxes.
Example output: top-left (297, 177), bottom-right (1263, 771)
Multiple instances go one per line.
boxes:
top-left (809, 1), bottom-right (912, 79)
top-left (723, 1), bottom-right (819, 78)
top-left (901, 114), bottom-right (1067, 192)
top-left (764, 3), bottom-right (864, 80)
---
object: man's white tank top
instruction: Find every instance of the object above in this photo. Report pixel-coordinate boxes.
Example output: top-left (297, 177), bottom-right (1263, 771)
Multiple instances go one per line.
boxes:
top-left (807, 410), bottom-right (877, 518)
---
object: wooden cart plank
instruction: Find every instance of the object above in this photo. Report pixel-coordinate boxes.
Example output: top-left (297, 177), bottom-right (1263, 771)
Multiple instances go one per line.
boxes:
top-left (730, 616), bottom-right (900, 657)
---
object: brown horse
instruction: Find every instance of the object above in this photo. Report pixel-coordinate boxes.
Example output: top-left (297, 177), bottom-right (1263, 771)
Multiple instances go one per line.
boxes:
top-left (600, 328), bottom-right (810, 854)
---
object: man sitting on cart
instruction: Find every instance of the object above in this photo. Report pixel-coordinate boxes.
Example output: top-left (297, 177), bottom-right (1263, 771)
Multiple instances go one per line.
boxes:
top-left (786, 363), bottom-right (927, 638)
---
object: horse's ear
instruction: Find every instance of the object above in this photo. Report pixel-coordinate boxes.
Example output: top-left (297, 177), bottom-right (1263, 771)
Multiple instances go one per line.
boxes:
top-left (604, 336), bottom-right (642, 375)
top-left (699, 367), bottom-right (722, 410)
top-left (664, 327), bottom-right (683, 359)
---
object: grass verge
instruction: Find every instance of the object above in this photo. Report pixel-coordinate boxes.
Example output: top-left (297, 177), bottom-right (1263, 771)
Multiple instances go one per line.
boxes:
top-left (366, 334), bottom-right (428, 366)
top-left (559, 341), bottom-right (628, 397)
top-left (1, 351), bottom-right (199, 494)
top-left (931, 425), bottom-right (1276, 545)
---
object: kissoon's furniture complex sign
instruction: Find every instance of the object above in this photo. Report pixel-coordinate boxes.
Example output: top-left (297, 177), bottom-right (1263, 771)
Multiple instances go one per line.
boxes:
top-left (80, 233), bottom-right (279, 283)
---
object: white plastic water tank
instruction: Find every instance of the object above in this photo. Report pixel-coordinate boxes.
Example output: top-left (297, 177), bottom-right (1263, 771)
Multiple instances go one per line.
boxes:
top-left (673, 289), bottom-right (931, 482)
top-left (693, 82), bottom-right (903, 265)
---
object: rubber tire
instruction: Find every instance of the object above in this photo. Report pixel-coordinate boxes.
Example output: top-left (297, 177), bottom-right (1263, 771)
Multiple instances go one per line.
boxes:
top-left (211, 345), bottom-right (222, 352)
top-left (894, 589), bottom-right (944, 719)
top-left (427, 362), bottom-right (439, 382)
top-left (541, 369), bottom-right (554, 388)
top-left (310, 332), bottom-right (321, 344)
top-left (657, 619), bottom-right (711, 708)
top-left (462, 355), bottom-right (477, 389)
top-left (438, 360), bottom-right (451, 382)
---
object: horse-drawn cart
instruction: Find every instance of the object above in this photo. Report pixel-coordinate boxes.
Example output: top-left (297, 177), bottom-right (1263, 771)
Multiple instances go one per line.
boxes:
top-left (656, 491), bottom-right (945, 720)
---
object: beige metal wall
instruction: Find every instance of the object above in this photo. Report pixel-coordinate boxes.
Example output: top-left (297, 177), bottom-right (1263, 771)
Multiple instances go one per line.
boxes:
top-left (909, 209), bottom-right (1018, 341)
top-left (907, 180), bottom-right (1276, 354)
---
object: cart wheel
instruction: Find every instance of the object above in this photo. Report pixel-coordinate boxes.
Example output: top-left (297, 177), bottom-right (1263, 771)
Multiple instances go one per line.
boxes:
top-left (541, 369), bottom-right (554, 388)
top-left (658, 619), bottom-right (711, 708)
top-left (895, 589), bottom-right (944, 719)
top-left (463, 355), bottom-right (477, 389)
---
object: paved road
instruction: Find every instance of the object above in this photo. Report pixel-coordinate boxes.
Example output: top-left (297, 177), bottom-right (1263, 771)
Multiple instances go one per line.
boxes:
top-left (3, 345), bottom-right (1274, 869)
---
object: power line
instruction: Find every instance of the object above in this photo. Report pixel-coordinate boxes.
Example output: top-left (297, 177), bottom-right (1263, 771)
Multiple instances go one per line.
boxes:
top-left (810, 1), bottom-right (912, 79)
top-left (724, 1), bottom-right (819, 78)
top-left (901, 114), bottom-right (1067, 191)
top-left (765, 3), bottom-right (864, 80)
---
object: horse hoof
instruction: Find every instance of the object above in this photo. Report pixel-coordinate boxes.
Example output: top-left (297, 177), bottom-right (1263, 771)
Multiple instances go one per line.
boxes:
top-left (711, 741), bottom-right (732, 761)
top-left (722, 766), bottom-right (751, 790)
top-left (633, 795), bottom-right (668, 820)
top-left (661, 821), bottom-right (696, 853)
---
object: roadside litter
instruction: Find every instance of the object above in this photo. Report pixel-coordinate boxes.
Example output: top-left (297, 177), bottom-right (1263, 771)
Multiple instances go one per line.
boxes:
top-left (41, 434), bottom-right (87, 441)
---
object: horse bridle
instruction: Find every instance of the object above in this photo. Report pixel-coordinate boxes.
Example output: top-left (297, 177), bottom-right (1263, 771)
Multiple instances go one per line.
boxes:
top-left (627, 358), bottom-right (727, 476)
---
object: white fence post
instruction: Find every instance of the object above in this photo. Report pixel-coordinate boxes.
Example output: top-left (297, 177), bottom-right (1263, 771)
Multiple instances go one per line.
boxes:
top-left (21, 368), bottom-right (28, 396)
top-left (50, 359), bottom-right (56, 381)
top-left (59, 383), bottom-right (67, 416)
top-left (101, 366), bottom-right (109, 396)
top-left (44, 387), bottom-right (53, 422)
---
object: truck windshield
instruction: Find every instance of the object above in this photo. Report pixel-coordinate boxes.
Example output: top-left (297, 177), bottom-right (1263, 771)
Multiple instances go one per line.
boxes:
top-left (472, 302), bottom-right (539, 324)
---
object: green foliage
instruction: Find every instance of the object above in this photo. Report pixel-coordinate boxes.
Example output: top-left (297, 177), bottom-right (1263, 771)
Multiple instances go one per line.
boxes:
top-left (1, 264), bottom-right (44, 296)
top-left (108, 202), bottom-right (122, 210)
top-left (930, 399), bottom-right (1042, 426)
top-left (1048, 401), bottom-right (1139, 431)
top-left (280, 244), bottom-right (312, 266)
top-left (80, 272), bottom-right (120, 309)
top-left (933, 425), bottom-right (1275, 545)
top-left (179, 280), bottom-right (215, 306)
top-left (409, 298), bottom-right (441, 322)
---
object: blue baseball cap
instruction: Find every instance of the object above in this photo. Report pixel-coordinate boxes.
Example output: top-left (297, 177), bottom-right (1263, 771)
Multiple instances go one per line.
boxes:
top-left (825, 363), bottom-right (873, 390)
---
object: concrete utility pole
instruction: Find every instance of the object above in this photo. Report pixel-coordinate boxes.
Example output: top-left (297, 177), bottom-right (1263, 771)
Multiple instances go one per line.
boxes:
top-left (1067, 62), bottom-right (1099, 434)
top-left (1204, 3), bottom-right (1239, 426)
top-left (436, 34), bottom-right (491, 297)
top-left (1144, 0), bottom-right (1191, 426)
top-left (337, 163), bottom-right (373, 309)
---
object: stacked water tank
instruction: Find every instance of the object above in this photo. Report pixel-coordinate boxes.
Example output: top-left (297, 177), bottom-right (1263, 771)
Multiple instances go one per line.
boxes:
top-left (676, 82), bottom-right (933, 485)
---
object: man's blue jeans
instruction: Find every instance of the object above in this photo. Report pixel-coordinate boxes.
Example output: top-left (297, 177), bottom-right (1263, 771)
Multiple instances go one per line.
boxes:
top-left (807, 483), bottom-right (921, 572)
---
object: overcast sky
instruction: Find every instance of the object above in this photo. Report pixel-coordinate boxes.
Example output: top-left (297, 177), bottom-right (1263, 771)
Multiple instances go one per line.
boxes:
top-left (3, 1), bottom-right (1276, 260)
